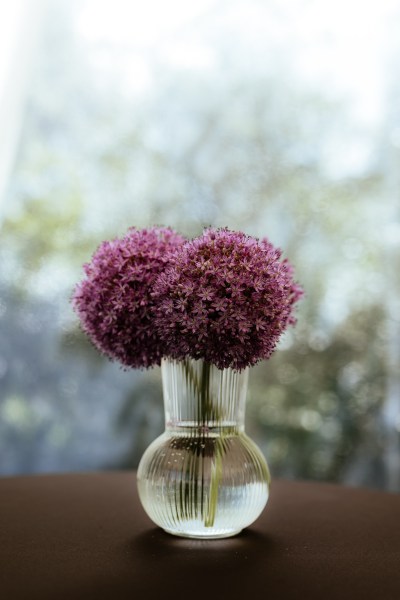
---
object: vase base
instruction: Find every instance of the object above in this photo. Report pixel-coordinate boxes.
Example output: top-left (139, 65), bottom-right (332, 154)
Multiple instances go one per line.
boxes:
top-left (163, 528), bottom-right (242, 540)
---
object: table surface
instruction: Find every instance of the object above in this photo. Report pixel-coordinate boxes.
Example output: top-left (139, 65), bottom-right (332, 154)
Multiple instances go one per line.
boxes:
top-left (0, 472), bottom-right (399, 600)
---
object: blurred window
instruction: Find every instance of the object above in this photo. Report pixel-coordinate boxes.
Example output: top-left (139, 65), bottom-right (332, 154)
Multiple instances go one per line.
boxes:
top-left (0, 0), bottom-right (399, 489)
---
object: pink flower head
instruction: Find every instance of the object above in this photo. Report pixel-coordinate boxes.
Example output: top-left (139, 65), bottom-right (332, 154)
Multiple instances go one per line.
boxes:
top-left (72, 226), bottom-right (185, 369)
top-left (153, 228), bottom-right (303, 370)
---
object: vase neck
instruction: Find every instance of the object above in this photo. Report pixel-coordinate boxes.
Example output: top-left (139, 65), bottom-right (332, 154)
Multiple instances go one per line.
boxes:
top-left (161, 358), bottom-right (248, 433)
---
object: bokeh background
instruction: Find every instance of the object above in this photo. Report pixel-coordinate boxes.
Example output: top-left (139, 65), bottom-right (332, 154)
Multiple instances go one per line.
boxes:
top-left (0, 0), bottom-right (399, 490)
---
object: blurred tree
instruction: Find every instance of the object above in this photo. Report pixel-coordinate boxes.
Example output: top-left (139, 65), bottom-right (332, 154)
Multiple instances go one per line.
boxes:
top-left (0, 0), bottom-right (397, 489)
top-left (248, 305), bottom-right (387, 484)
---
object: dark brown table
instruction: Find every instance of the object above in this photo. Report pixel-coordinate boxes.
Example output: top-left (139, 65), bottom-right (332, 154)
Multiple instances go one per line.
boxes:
top-left (0, 472), bottom-right (399, 599)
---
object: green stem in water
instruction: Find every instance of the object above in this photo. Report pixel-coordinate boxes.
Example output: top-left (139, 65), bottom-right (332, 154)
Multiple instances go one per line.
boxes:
top-left (180, 359), bottom-right (226, 528)
top-left (199, 361), bottom-right (222, 529)
top-left (205, 436), bottom-right (224, 527)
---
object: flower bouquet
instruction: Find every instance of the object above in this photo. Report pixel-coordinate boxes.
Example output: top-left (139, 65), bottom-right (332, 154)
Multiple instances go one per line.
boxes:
top-left (73, 226), bottom-right (302, 538)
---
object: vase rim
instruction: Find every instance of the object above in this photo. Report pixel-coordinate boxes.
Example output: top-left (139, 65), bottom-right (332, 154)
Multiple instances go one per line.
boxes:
top-left (161, 356), bottom-right (250, 374)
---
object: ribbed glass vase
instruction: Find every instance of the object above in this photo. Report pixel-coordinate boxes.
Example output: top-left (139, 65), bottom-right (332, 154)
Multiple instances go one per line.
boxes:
top-left (137, 358), bottom-right (270, 539)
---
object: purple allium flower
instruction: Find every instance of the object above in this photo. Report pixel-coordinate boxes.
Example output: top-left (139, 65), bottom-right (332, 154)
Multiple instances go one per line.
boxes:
top-left (72, 226), bottom-right (185, 369)
top-left (153, 228), bottom-right (303, 370)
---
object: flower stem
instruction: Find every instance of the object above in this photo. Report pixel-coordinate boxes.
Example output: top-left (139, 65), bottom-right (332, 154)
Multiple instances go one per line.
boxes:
top-left (181, 358), bottom-right (225, 528)
top-left (199, 360), bottom-right (221, 528)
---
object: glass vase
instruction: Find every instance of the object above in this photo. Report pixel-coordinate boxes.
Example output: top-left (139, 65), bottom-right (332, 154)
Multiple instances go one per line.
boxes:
top-left (137, 358), bottom-right (270, 539)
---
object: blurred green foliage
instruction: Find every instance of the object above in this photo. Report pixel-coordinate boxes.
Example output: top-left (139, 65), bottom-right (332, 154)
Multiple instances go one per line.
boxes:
top-left (0, 0), bottom-right (398, 488)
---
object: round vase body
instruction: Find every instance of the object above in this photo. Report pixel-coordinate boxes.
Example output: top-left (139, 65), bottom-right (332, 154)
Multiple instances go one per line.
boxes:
top-left (137, 358), bottom-right (270, 539)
